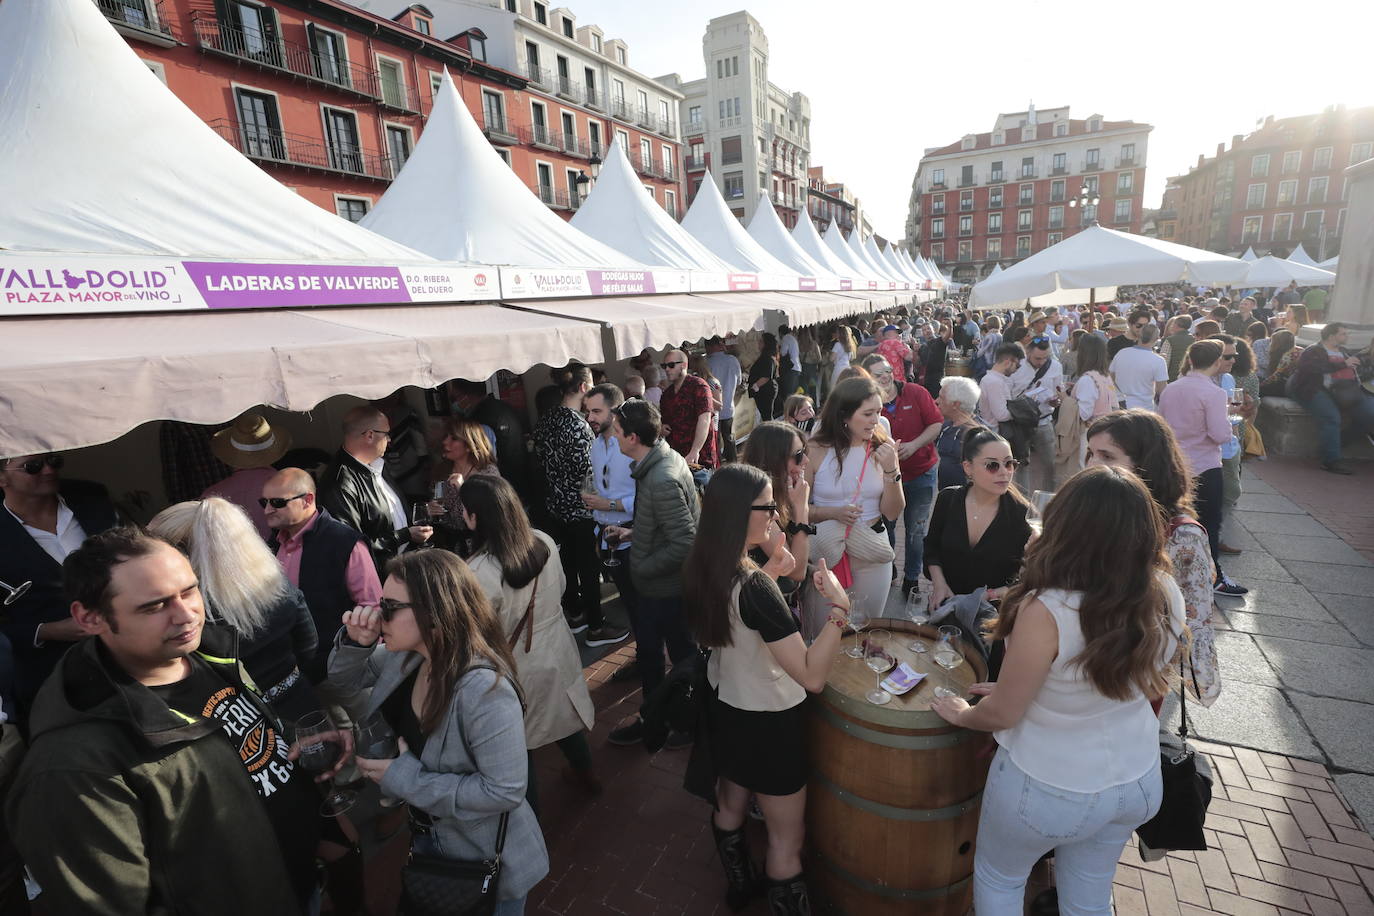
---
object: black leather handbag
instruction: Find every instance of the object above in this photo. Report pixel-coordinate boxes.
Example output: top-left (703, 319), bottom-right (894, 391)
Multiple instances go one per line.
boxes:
top-left (398, 810), bottom-right (508, 916)
top-left (1136, 663), bottom-right (1214, 852)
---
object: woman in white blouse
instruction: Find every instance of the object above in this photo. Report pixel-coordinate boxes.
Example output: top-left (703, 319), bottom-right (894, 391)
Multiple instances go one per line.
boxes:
top-left (932, 466), bottom-right (1183, 915)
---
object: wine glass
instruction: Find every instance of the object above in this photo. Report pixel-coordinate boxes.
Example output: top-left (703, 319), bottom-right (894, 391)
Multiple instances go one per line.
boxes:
top-left (843, 599), bottom-right (869, 659)
top-left (932, 626), bottom-right (965, 700)
top-left (357, 714), bottom-right (399, 760)
top-left (294, 710), bottom-right (356, 817)
top-left (0, 578), bottom-right (32, 606)
top-left (410, 502), bottom-right (431, 526)
top-left (904, 586), bottom-right (929, 653)
top-left (865, 629), bottom-right (894, 705)
top-left (428, 481), bottom-right (449, 519)
top-left (1027, 490), bottom-right (1054, 537)
top-left (601, 527), bottom-right (622, 569)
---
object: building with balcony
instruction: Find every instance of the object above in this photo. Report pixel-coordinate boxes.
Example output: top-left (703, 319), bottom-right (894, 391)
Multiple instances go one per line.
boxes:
top-left (100, 0), bottom-right (682, 225)
top-left (805, 166), bottom-right (855, 233)
top-left (1168, 106), bottom-right (1374, 260)
top-left (657, 11), bottom-right (811, 228)
top-left (904, 106), bottom-right (1152, 284)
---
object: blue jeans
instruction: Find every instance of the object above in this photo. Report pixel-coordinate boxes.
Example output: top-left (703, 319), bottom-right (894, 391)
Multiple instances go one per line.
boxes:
top-left (1300, 388), bottom-right (1374, 464)
top-left (888, 467), bottom-right (937, 583)
top-left (634, 594), bottom-right (697, 706)
top-left (975, 747), bottom-right (1162, 915)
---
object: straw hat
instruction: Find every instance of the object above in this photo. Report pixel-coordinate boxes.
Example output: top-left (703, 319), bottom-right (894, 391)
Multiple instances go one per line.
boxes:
top-left (1106, 317), bottom-right (1131, 333)
top-left (211, 413), bottom-right (291, 469)
top-left (1026, 310), bottom-right (1053, 325)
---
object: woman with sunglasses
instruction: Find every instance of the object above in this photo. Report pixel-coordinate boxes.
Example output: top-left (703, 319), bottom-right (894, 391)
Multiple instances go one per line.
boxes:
top-left (781, 393), bottom-right (816, 437)
top-left (686, 463), bottom-right (850, 915)
top-left (742, 422), bottom-right (813, 596)
top-left (338, 550), bottom-right (548, 916)
top-left (802, 376), bottom-right (903, 636)
top-left (459, 475), bottom-right (598, 802)
top-left (924, 428), bottom-right (1032, 611)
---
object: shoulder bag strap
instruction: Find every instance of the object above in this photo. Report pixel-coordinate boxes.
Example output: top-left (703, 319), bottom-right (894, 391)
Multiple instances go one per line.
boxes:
top-left (507, 579), bottom-right (538, 653)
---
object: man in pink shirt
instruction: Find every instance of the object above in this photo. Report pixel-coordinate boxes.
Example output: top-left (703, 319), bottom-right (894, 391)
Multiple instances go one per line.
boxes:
top-left (201, 412), bottom-right (291, 541)
top-left (1157, 339), bottom-right (1248, 596)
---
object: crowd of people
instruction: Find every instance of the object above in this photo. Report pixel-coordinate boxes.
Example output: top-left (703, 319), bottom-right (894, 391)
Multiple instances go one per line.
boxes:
top-left (0, 287), bottom-right (1365, 915)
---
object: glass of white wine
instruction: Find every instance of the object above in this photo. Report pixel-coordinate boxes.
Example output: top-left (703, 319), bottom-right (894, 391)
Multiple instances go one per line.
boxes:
top-left (844, 599), bottom-right (869, 659)
top-left (932, 625), bottom-right (965, 700)
top-left (904, 586), bottom-right (929, 653)
top-left (1027, 490), bottom-right (1054, 537)
top-left (865, 629), bottom-right (894, 705)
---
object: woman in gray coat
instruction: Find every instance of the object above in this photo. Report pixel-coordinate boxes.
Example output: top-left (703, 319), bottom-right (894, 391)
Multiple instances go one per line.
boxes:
top-left (336, 550), bottom-right (548, 914)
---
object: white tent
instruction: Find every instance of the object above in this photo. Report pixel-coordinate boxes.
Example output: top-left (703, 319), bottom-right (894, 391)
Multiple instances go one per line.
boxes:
top-left (864, 236), bottom-right (906, 285)
top-left (745, 196), bottom-right (832, 279)
top-left (680, 174), bottom-right (796, 276)
top-left (0, 0), bottom-right (424, 262)
top-left (1240, 247), bottom-right (1259, 262)
top-left (788, 214), bottom-right (857, 280)
top-left (1318, 255), bottom-right (1339, 270)
top-left (969, 225), bottom-right (1247, 309)
top-left (1287, 243), bottom-right (1318, 266)
top-left (823, 222), bottom-right (877, 279)
top-left (850, 230), bottom-right (898, 283)
top-left (1241, 256), bottom-right (1337, 288)
top-left (988, 263), bottom-right (1004, 276)
top-left (571, 140), bottom-right (734, 271)
top-left (915, 253), bottom-right (944, 288)
top-left (879, 242), bottom-right (917, 287)
top-left (361, 70), bottom-right (636, 267)
top-left (902, 251), bottom-right (933, 286)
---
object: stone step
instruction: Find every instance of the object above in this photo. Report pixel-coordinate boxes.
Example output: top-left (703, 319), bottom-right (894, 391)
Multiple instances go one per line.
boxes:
top-left (1256, 396), bottom-right (1374, 459)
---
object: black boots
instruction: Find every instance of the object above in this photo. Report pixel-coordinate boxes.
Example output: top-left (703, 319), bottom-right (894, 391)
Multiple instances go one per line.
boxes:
top-left (766, 873), bottom-right (812, 916)
top-left (711, 822), bottom-right (760, 911)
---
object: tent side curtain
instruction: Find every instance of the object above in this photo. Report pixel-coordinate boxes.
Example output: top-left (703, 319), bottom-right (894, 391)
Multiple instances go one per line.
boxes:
top-left (0, 303), bottom-right (606, 456)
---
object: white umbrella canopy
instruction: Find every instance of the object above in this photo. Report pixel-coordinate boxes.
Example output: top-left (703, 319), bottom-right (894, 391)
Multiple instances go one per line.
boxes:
top-left (1286, 243), bottom-right (1318, 266)
top-left (1242, 256), bottom-right (1337, 287)
top-left (1240, 247), bottom-right (1259, 262)
top-left (968, 225), bottom-right (1247, 309)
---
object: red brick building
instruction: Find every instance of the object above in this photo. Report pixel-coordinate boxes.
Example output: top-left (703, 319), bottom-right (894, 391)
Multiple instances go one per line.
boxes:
top-left (904, 106), bottom-right (1152, 285)
top-left (103, 0), bottom-right (682, 224)
top-left (1169, 106), bottom-right (1374, 259)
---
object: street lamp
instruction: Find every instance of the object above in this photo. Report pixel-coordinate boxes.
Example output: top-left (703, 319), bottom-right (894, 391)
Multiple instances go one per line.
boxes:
top-left (1067, 182), bottom-right (1101, 226)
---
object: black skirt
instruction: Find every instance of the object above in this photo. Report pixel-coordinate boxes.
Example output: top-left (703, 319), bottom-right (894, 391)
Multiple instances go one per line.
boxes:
top-left (708, 692), bottom-right (807, 797)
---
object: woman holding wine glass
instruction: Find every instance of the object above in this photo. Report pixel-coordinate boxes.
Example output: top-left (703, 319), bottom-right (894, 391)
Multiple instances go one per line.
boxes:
top-left (460, 475), bottom-right (599, 803)
top-left (429, 416), bottom-right (501, 553)
top-left (930, 466), bottom-right (1185, 915)
top-left (332, 550), bottom-right (548, 915)
top-left (742, 421), bottom-right (813, 596)
top-left (685, 463), bottom-right (850, 916)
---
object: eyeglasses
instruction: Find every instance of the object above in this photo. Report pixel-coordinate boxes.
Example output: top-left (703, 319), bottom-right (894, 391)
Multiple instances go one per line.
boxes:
top-left (659, 360), bottom-right (684, 370)
top-left (981, 458), bottom-right (1021, 472)
top-left (378, 598), bottom-right (413, 621)
top-left (9, 455), bottom-right (64, 475)
top-left (258, 494), bottom-right (308, 509)
top-left (791, 449), bottom-right (806, 465)
top-left (750, 503), bottom-right (779, 515)
top-left (1220, 353), bottom-right (1236, 360)
top-left (368, 429), bottom-right (392, 439)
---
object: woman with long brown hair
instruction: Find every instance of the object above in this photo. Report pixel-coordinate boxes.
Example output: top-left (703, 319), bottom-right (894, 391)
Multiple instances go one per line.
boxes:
top-left (431, 415), bottom-right (501, 552)
top-left (742, 421), bottom-right (813, 594)
top-left (931, 466), bottom-right (1184, 914)
top-left (335, 550), bottom-right (548, 915)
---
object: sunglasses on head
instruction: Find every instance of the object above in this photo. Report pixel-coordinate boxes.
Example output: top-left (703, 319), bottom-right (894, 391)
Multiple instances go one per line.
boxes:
top-left (750, 503), bottom-right (779, 515)
top-left (1030, 336), bottom-right (1050, 346)
top-left (659, 360), bottom-right (683, 370)
top-left (257, 493), bottom-right (308, 509)
top-left (378, 598), bottom-right (412, 621)
top-left (9, 455), bottom-right (64, 475)
top-left (980, 458), bottom-right (1021, 472)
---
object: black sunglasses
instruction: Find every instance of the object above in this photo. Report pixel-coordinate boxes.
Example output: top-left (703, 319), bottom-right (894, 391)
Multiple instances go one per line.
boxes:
top-left (258, 493), bottom-right (308, 509)
top-left (1220, 353), bottom-right (1236, 360)
top-left (659, 360), bottom-right (684, 370)
top-left (379, 598), bottom-right (412, 621)
top-left (10, 455), bottom-right (64, 475)
top-left (750, 503), bottom-right (779, 514)
top-left (981, 458), bottom-right (1021, 472)
top-left (791, 449), bottom-right (806, 465)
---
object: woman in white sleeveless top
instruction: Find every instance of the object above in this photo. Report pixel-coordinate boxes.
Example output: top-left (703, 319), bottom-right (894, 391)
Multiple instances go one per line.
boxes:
top-left (685, 464), bottom-right (852, 916)
top-left (801, 376), bottom-right (904, 638)
top-left (932, 466), bottom-right (1185, 915)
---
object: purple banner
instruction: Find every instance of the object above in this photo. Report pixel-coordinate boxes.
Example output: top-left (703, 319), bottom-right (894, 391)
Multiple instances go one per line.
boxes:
top-left (183, 262), bottom-right (412, 309)
top-left (588, 270), bottom-right (656, 296)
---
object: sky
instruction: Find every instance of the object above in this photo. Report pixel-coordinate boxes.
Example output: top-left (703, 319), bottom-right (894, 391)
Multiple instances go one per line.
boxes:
top-left (564, 0), bottom-right (1374, 242)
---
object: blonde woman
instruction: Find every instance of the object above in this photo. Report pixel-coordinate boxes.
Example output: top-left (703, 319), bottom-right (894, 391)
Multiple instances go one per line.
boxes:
top-left (829, 325), bottom-right (857, 389)
top-left (149, 498), bottom-right (320, 722)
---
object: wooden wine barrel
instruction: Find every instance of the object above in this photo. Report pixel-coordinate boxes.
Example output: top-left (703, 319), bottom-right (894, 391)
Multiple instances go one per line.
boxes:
top-left (807, 619), bottom-right (991, 915)
top-left (944, 356), bottom-right (972, 378)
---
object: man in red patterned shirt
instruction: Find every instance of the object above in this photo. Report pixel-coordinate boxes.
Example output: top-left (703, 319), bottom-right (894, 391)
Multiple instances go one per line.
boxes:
top-left (657, 348), bottom-right (718, 468)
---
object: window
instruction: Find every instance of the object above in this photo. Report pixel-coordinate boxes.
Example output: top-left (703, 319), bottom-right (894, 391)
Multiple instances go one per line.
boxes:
top-left (930, 244), bottom-right (943, 263)
top-left (533, 2), bottom-right (547, 25)
top-left (1050, 179), bottom-right (1065, 202)
top-left (1017, 209), bottom-right (1032, 231)
top-left (1020, 156), bottom-right (1034, 178)
top-left (723, 173), bottom-right (744, 199)
top-left (414, 16), bottom-right (431, 34)
top-left (1302, 210), bottom-right (1323, 236)
top-left (470, 35), bottom-right (486, 61)
top-left (1241, 216), bottom-right (1262, 243)
top-left (588, 121), bottom-right (601, 157)
top-left (560, 111), bottom-right (575, 148)
top-left (561, 17), bottom-right (573, 37)
top-left (1277, 179), bottom-right (1297, 205)
top-left (1081, 204), bottom-right (1097, 224)
top-left (931, 193), bottom-right (945, 214)
top-left (959, 215), bottom-right (972, 236)
top-left (987, 212), bottom-right (1002, 233)
top-left (1307, 176), bottom-right (1328, 203)
top-left (986, 237), bottom-right (1001, 260)
top-left (1088, 118), bottom-right (1101, 132)
top-left (721, 135), bottom-right (742, 164)
top-left (989, 187), bottom-right (1002, 209)
top-left (639, 137), bottom-right (651, 169)
top-left (1085, 148), bottom-right (1100, 169)
top-left (665, 189), bottom-right (676, 217)
top-left (1282, 150), bottom-right (1301, 173)
top-left (615, 128), bottom-right (628, 149)
top-left (959, 164), bottom-right (974, 187)
top-left (529, 100), bottom-right (548, 142)
top-left (592, 34), bottom-right (601, 52)
top-left (688, 140), bottom-right (704, 163)
top-left (993, 132), bottom-right (1003, 145)
top-left (1114, 199), bottom-right (1132, 223)
top-left (1055, 122), bottom-right (1067, 137)
top-left (223, 2), bottom-right (282, 66)
top-left (1019, 184), bottom-right (1033, 205)
top-left (716, 59), bottom-right (723, 79)
top-left (962, 136), bottom-right (975, 151)
top-left (385, 124), bottom-right (411, 174)
top-left (322, 106), bottom-right (362, 172)
top-left (661, 143), bottom-right (673, 176)
top-left (234, 88), bottom-right (284, 159)
top-left (1312, 146), bottom-right (1332, 171)
top-left (377, 57), bottom-right (407, 109)
top-left (481, 90), bottom-right (506, 132)
top-left (1117, 172), bottom-right (1133, 194)
top-left (616, 47), bottom-right (625, 65)
top-left (960, 191), bottom-right (973, 211)
top-left (1048, 206), bottom-right (1063, 229)
top-left (1251, 154), bottom-right (1269, 177)
top-left (335, 196), bottom-right (369, 222)
top-left (1047, 232), bottom-right (1062, 246)
top-left (524, 41), bottom-right (540, 78)
top-left (958, 240), bottom-right (973, 261)
top-left (504, 0), bottom-right (515, 9)
top-left (688, 106), bottom-right (701, 125)
top-left (931, 168), bottom-right (945, 188)
top-left (1085, 175), bottom-right (1099, 196)
top-left (1352, 142), bottom-right (1373, 165)
top-left (1016, 236), bottom-right (1030, 257)
top-left (1272, 212), bottom-right (1293, 240)
top-left (990, 160), bottom-right (1003, 182)
top-left (536, 162), bottom-right (553, 201)
top-left (307, 24), bottom-right (348, 87)
top-left (1121, 143), bottom-right (1135, 164)
top-left (930, 218), bottom-right (944, 238)
top-left (1052, 152), bottom-right (1066, 174)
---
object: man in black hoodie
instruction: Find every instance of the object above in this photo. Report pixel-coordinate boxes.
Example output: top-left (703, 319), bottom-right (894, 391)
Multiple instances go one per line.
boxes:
top-left (6, 529), bottom-right (334, 915)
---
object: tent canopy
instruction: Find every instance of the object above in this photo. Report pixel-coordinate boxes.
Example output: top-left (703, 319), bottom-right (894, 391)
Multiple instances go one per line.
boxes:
top-left (822, 222), bottom-right (874, 278)
top-left (0, 0), bottom-right (423, 261)
top-left (1240, 247), bottom-right (1259, 262)
top-left (360, 70), bottom-right (636, 268)
top-left (680, 174), bottom-right (796, 276)
top-left (1286, 243), bottom-right (1318, 266)
top-left (787, 212), bottom-right (855, 280)
top-left (745, 195), bottom-right (832, 279)
top-left (1241, 256), bottom-right (1337, 288)
top-left (969, 225), bottom-right (1247, 309)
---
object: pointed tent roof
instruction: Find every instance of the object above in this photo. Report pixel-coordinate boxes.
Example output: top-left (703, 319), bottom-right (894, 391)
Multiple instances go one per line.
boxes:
top-left (1286, 243), bottom-right (1318, 266)
top-left (1317, 255), bottom-right (1339, 270)
top-left (1240, 256), bottom-right (1336, 287)
top-left (745, 194), bottom-right (831, 278)
top-left (878, 241), bottom-right (916, 284)
top-left (788, 214), bottom-right (855, 279)
top-left (822, 222), bottom-right (874, 277)
top-left (1240, 246), bottom-right (1259, 262)
top-left (911, 252), bottom-right (939, 285)
top-left (0, 0), bottom-right (423, 261)
top-left (863, 235), bottom-right (904, 283)
top-left (571, 140), bottom-right (734, 271)
top-left (989, 263), bottom-right (1004, 276)
top-left (900, 250), bottom-right (931, 284)
top-left (361, 70), bottom-right (636, 267)
top-left (847, 229), bottom-right (889, 279)
top-left (680, 174), bottom-right (796, 275)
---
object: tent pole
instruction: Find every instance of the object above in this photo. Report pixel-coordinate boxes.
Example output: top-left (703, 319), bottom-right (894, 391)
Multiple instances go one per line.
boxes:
top-left (1090, 287), bottom-right (1096, 307)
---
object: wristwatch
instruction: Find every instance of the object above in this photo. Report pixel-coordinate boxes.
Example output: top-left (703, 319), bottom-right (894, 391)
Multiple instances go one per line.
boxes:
top-left (786, 520), bottom-right (817, 536)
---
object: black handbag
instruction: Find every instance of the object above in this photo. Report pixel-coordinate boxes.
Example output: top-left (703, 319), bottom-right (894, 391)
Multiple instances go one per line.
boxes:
top-left (1136, 662), bottom-right (1214, 852)
top-left (399, 810), bottom-right (508, 916)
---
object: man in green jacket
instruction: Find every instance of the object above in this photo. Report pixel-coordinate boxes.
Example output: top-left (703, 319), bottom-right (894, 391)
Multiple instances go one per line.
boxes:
top-left (6, 529), bottom-right (328, 915)
top-left (605, 399), bottom-right (699, 748)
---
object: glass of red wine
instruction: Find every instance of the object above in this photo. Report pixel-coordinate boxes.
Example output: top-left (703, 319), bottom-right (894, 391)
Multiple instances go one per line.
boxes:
top-left (294, 710), bottom-right (355, 817)
top-left (358, 714), bottom-right (399, 760)
top-left (602, 528), bottom-right (623, 568)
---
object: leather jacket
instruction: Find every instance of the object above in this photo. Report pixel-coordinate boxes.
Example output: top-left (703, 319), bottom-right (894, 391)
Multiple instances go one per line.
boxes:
top-left (317, 448), bottom-right (408, 573)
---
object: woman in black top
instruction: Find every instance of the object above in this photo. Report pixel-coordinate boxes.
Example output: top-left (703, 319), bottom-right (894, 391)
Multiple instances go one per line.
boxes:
top-left (749, 333), bottom-right (781, 421)
top-left (924, 428), bottom-right (1032, 610)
